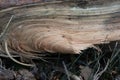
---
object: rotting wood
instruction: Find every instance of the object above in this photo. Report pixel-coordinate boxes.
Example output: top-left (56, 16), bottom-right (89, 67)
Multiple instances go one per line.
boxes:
top-left (0, 1), bottom-right (119, 57)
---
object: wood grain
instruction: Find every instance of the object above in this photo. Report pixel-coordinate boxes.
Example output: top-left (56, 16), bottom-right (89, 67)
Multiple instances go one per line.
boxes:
top-left (0, 1), bottom-right (119, 56)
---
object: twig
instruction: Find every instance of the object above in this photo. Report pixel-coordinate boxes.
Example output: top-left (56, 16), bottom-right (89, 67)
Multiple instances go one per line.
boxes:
top-left (93, 60), bottom-right (110, 80)
top-left (94, 60), bottom-right (101, 77)
top-left (4, 40), bottom-right (35, 67)
top-left (111, 42), bottom-right (118, 58)
top-left (0, 15), bottom-right (13, 39)
top-left (62, 61), bottom-right (71, 80)
top-left (110, 49), bottom-right (120, 63)
top-left (69, 53), bottom-right (83, 70)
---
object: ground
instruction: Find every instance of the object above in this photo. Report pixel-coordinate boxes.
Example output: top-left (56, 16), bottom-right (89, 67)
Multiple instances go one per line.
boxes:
top-left (0, 41), bottom-right (120, 80)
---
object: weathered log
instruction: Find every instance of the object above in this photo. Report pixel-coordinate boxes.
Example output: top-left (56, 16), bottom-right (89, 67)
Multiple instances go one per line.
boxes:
top-left (0, 1), bottom-right (120, 57)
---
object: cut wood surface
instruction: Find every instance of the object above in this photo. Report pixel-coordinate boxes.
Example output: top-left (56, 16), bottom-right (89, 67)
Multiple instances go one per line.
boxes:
top-left (0, 1), bottom-right (120, 57)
